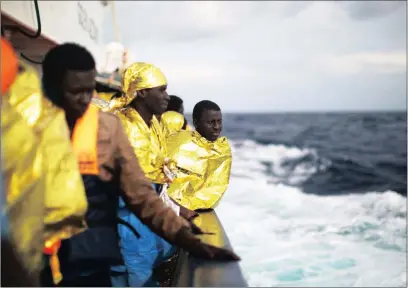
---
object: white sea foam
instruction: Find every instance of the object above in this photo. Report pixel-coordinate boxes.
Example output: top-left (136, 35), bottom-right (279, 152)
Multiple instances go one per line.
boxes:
top-left (217, 140), bottom-right (407, 287)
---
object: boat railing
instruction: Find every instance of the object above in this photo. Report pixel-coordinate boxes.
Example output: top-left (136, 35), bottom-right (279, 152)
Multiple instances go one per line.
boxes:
top-left (171, 210), bottom-right (248, 287)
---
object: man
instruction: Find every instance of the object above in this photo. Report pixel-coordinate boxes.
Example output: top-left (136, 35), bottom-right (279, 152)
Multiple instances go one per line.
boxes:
top-left (156, 94), bottom-right (192, 131)
top-left (40, 44), bottom-right (239, 287)
top-left (167, 95), bottom-right (184, 114)
top-left (165, 94), bottom-right (193, 131)
top-left (7, 59), bottom-right (89, 286)
top-left (1, 38), bottom-right (41, 286)
top-left (2, 72), bottom-right (45, 287)
top-left (155, 95), bottom-right (183, 122)
top-left (161, 110), bottom-right (186, 138)
top-left (3, 37), bottom-right (89, 285)
top-left (105, 63), bottom-right (199, 286)
top-left (166, 100), bottom-right (232, 211)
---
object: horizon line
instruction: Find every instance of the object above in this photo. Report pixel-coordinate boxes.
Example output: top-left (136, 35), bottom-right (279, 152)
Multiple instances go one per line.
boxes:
top-left (184, 110), bottom-right (407, 114)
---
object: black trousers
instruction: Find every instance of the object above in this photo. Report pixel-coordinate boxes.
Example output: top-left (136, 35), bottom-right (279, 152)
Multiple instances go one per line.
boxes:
top-left (41, 260), bottom-right (112, 287)
top-left (58, 269), bottom-right (112, 287)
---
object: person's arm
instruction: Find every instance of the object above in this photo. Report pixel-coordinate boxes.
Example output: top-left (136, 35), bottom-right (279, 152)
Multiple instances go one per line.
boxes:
top-left (171, 198), bottom-right (199, 220)
top-left (113, 118), bottom-right (190, 243)
top-left (113, 117), bottom-right (240, 261)
top-left (116, 112), bottom-right (168, 183)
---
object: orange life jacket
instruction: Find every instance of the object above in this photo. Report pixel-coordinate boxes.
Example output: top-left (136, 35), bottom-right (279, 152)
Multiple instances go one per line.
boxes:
top-left (1, 37), bottom-right (18, 95)
top-left (72, 104), bottom-right (100, 175)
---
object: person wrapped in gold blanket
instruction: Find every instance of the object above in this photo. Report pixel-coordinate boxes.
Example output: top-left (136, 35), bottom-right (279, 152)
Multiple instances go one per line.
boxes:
top-left (161, 110), bottom-right (187, 138)
top-left (159, 95), bottom-right (193, 132)
top-left (94, 62), bottom-right (204, 286)
top-left (166, 100), bottom-right (232, 211)
top-left (1, 37), bottom-right (43, 286)
top-left (6, 60), bottom-right (88, 285)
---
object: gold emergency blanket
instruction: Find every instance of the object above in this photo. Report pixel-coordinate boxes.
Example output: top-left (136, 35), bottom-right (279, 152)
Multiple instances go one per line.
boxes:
top-left (1, 99), bottom-right (45, 277)
top-left (107, 62), bottom-right (167, 111)
top-left (96, 92), bottom-right (115, 102)
top-left (116, 107), bottom-right (172, 184)
top-left (91, 97), bottom-right (109, 111)
top-left (186, 123), bottom-right (194, 131)
top-left (166, 130), bottom-right (232, 210)
top-left (7, 63), bottom-right (88, 245)
top-left (161, 111), bottom-right (185, 138)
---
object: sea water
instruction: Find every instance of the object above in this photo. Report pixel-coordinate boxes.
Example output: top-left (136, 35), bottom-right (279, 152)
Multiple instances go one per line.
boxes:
top-left (201, 112), bottom-right (407, 287)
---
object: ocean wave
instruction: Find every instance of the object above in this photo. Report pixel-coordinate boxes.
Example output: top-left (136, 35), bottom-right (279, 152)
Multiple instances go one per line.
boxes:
top-left (231, 139), bottom-right (330, 186)
top-left (230, 139), bottom-right (407, 196)
top-left (217, 140), bottom-right (407, 287)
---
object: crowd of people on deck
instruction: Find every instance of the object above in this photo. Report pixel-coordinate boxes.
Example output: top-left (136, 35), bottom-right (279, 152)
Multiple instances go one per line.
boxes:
top-left (1, 38), bottom-right (238, 287)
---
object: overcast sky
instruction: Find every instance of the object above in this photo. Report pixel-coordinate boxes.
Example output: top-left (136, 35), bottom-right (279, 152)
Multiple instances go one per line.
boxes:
top-left (101, 1), bottom-right (406, 113)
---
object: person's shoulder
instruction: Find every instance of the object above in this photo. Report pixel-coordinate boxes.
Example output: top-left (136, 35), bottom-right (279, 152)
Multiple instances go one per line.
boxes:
top-left (166, 130), bottom-right (194, 154)
top-left (98, 110), bottom-right (123, 135)
top-left (99, 110), bottom-right (121, 123)
top-left (219, 136), bottom-right (231, 145)
top-left (216, 136), bottom-right (232, 154)
top-left (168, 129), bottom-right (193, 142)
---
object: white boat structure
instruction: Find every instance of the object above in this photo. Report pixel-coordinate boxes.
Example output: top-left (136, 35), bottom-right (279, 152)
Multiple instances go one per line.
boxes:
top-left (1, 0), bottom-right (125, 73)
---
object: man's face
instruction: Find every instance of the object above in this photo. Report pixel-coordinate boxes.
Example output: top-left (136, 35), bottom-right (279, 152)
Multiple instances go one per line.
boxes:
top-left (143, 85), bottom-right (170, 115)
top-left (61, 69), bottom-right (96, 119)
top-left (194, 109), bottom-right (222, 142)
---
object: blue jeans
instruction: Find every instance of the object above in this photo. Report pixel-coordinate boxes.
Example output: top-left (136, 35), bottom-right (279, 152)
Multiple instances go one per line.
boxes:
top-left (110, 184), bottom-right (176, 287)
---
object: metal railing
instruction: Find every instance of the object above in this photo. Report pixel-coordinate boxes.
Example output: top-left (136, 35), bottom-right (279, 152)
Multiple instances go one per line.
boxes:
top-left (171, 210), bottom-right (247, 287)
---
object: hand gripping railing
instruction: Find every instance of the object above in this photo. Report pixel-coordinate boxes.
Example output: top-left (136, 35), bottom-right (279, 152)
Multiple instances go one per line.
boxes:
top-left (171, 210), bottom-right (248, 287)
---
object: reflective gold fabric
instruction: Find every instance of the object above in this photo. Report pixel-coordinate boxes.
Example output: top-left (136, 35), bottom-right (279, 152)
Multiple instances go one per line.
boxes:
top-left (186, 123), bottom-right (194, 131)
top-left (166, 130), bottom-right (232, 210)
top-left (122, 62), bottom-right (167, 98)
top-left (95, 62), bottom-right (171, 183)
top-left (91, 97), bottom-right (109, 111)
top-left (161, 111), bottom-right (185, 138)
top-left (1, 99), bottom-right (45, 276)
top-left (7, 63), bottom-right (88, 245)
top-left (115, 107), bottom-right (171, 184)
top-left (97, 92), bottom-right (115, 102)
top-left (107, 62), bottom-right (167, 111)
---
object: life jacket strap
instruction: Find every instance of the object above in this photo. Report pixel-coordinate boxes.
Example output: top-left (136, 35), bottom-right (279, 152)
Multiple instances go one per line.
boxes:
top-left (43, 240), bottom-right (62, 285)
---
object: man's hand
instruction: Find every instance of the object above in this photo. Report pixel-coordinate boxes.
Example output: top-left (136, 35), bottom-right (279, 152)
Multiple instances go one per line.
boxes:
top-left (189, 221), bottom-right (207, 235)
top-left (179, 205), bottom-right (199, 221)
top-left (176, 228), bottom-right (241, 262)
top-left (189, 242), bottom-right (241, 261)
top-left (185, 209), bottom-right (199, 221)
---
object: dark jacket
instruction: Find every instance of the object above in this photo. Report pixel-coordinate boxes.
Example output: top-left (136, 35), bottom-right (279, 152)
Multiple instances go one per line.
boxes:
top-left (59, 111), bottom-right (191, 278)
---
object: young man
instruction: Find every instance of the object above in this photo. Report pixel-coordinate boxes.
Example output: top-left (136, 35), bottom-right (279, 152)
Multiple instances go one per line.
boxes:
top-left (166, 100), bottom-right (232, 211)
top-left (40, 44), bottom-right (239, 287)
top-left (105, 63), bottom-right (200, 286)
top-left (156, 95), bottom-right (184, 122)
top-left (166, 94), bottom-right (193, 131)
top-left (1, 38), bottom-right (42, 286)
top-left (7, 58), bottom-right (91, 286)
top-left (167, 95), bottom-right (184, 114)
top-left (161, 110), bottom-right (186, 138)
top-left (4, 39), bottom-right (91, 286)
top-left (154, 95), bottom-right (192, 131)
